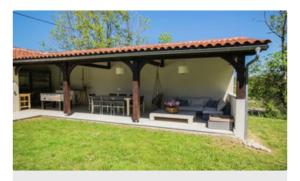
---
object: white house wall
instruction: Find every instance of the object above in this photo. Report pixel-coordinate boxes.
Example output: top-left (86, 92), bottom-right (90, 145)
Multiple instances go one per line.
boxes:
top-left (13, 68), bottom-right (20, 112)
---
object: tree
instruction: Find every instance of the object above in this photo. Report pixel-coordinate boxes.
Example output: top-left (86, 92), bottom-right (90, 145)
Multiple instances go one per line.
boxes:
top-left (249, 11), bottom-right (287, 118)
top-left (158, 32), bottom-right (173, 43)
top-left (264, 11), bottom-right (287, 59)
top-left (42, 11), bottom-right (149, 50)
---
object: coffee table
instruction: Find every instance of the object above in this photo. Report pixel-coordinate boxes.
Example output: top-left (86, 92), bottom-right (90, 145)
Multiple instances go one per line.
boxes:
top-left (149, 110), bottom-right (196, 124)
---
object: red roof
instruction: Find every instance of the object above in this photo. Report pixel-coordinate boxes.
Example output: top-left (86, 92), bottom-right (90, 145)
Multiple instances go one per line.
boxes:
top-left (13, 37), bottom-right (271, 60)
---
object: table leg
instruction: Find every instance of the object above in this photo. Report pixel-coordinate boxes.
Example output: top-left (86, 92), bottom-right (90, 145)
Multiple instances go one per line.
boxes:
top-left (91, 101), bottom-right (94, 114)
top-left (126, 99), bottom-right (130, 116)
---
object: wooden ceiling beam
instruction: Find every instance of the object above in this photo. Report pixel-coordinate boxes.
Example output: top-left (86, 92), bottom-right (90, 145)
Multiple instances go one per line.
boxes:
top-left (147, 59), bottom-right (165, 67)
top-left (79, 62), bottom-right (111, 69)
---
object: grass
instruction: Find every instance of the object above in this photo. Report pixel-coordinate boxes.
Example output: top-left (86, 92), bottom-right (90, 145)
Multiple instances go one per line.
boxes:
top-left (13, 116), bottom-right (287, 170)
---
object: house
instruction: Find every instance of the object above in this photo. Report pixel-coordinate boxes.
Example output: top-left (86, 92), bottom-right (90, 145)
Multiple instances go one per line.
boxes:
top-left (13, 37), bottom-right (271, 140)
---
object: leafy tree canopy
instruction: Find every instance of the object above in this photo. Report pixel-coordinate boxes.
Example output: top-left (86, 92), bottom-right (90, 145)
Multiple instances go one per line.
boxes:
top-left (42, 11), bottom-right (150, 50)
top-left (158, 32), bottom-right (173, 43)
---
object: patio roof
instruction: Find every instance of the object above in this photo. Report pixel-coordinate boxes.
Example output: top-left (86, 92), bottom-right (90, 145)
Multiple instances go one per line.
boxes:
top-left (13, 37), bottom-right (271, 64)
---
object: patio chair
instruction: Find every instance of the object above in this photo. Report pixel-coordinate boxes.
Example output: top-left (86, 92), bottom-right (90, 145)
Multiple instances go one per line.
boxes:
top-left (101, 96), bottom-right (113, 115)
top-left (118, 93), bottom-right (127, 97)
top-left (91, 96), bottom-right (102, 114)
top-left (88, 93), bottom-right (96, 112)
top-left (109, 93), bottom-right (117, 97)
top-left (112, 100), bottom-right (126, 115)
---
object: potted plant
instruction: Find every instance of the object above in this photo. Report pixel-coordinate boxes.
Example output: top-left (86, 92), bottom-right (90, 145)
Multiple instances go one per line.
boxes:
top-left (164, 99), bottom-right (180, 113)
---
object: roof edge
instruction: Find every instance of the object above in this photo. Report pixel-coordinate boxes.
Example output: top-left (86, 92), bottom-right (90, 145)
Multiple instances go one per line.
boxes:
top-left (13, 44), bottom-right (269, 65)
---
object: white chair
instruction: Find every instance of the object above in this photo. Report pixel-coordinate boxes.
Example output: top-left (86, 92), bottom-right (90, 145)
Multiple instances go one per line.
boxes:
top-left (88, 94), bottom-right (96, 112)
top-left (91, 96), bottom-right (102, 114)
top-left (101, 96), bottom-right (113, 115)
top-left (112, 100), bottom-right (126, 115)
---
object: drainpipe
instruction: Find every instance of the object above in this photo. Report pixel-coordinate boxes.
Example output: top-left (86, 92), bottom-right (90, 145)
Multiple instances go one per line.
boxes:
top-left (245, 46), bottom-right (261, 96)
top-left (246, 47), bottom-right (261, 69)
top-left (243, 47), bottom-right (261, 141)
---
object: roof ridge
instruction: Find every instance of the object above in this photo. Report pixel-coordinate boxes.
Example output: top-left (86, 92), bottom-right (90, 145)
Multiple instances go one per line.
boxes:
top-left (13, 36), bottom-right (258, 52)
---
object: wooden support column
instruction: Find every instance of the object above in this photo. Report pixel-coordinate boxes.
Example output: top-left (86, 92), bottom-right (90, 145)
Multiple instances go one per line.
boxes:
top-left (235, 56), bottom-right (246, 99)
top-left (222, 54), bottom-right (248, 140)
top-left (63, 66), bottom-right (71, 115)
top-left (132, 66), bottom-right (140, 122)
top-left (123, 61), bottom-right (146, 122)
top-left (58, 63), bottom-right (76, 115)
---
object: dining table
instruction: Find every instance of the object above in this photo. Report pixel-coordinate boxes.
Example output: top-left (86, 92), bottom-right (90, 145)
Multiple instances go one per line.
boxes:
top-left (91, 95), bottom-right (132, 116)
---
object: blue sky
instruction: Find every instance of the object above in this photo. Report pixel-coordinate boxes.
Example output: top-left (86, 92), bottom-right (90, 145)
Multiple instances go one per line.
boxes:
top-left (13, 11), bottom-right (280, 56)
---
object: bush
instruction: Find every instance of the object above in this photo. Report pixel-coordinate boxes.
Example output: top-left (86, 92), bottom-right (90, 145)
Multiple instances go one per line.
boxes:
top-left (264, 101), bottom-right (286, 119)
top-left (248, 51), bottom-right (287, 119)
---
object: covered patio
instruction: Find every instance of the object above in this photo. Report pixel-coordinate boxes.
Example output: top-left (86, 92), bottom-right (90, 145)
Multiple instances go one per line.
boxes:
top-left (13, 37), bottom-right (271, 140)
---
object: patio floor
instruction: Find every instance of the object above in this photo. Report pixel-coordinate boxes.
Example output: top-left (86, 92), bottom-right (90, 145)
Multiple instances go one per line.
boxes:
top-left (13, 107), bottom-right (234, 137)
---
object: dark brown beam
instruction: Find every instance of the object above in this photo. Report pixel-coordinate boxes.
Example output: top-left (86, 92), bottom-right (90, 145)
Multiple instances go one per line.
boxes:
top-left (235, 56), bottom-right (246, 99)
top-left (132, 80), bottom-right (140, 122)
top-left (57, 63), bottom-right (76, 115)
top-left (221, 55), bottom-right (246, 99)
top-left (63, 70), bottom-right (71, 115)
top-left (80, 62), bottom-right (111, 69)
top-left (221, 55), bottom-right (239, 70)
top-left (147, 59), bottom-right (165, 67)
top-left (161, 59), bottom-right (165, 67)
top-left (123, 60), bottom-right (146, 122)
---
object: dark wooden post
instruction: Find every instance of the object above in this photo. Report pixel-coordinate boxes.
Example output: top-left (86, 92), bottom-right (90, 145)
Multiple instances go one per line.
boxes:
top-left (235, 56), bottom-right (246, 99)
top-left (58, 63), bottom-right (76, 115)
top-left (123, 61), bottom-right (146, 122)
top-left (132, 67), bottom-right (141, 122)
top-left (63, 64), bottom-right (71, 115)
top-left (222, 54), bottom-right (248, 140)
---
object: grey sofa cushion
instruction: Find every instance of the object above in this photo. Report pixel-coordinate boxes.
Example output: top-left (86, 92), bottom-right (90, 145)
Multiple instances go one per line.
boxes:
top-left (179, 106), bottom-right (204, 112)
top-left (203, 107), bottom-right (223, 115)
top-left (190, 97), bottom-right (209, 106)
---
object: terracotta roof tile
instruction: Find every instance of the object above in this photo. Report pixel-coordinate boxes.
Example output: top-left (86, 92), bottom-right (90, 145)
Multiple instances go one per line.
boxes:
top-left (13, 37), bottom-right (271, 60)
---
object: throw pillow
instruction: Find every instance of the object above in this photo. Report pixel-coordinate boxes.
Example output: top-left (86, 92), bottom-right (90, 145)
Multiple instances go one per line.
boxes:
top-left (206, 99), bottom-right (219, 107)
top-left (177, 99), bottom-right (189, 106)
top-left (222, 102), bottom-right (231, 115)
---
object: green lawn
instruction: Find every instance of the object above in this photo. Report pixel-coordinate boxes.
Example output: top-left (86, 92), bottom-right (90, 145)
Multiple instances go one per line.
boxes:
top-left (13, 116), bottom-right (287, 170)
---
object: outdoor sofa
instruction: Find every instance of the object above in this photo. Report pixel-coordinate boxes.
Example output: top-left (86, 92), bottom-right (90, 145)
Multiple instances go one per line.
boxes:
top-left (173, 97), bottom-right (230, 119)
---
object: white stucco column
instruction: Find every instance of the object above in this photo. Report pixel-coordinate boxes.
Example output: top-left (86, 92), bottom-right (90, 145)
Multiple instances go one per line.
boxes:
top-left (13, 67), bottom-right (20, 112)
top-left (233, 55), bottom-right (248, 141)
top-left (234, 98), bottom-right (248, 140)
